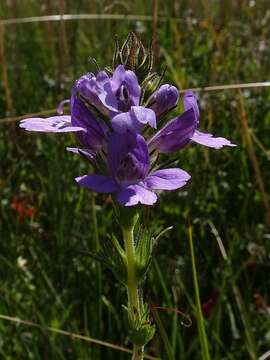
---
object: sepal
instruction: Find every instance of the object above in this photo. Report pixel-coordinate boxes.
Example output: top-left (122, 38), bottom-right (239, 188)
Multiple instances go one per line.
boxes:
top-left (129, 303), bottom-right (155, 346)
top-left (134, 226), bottom-right (173, 283)
top-left (135, 229), bottom-right (154, 282)
top-left (112, 32), bottom-right (155, 84)
top-left (140, 68), bottom-right (166, 100)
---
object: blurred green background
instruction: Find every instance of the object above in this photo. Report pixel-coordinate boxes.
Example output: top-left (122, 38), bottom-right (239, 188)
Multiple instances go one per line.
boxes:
top-left (0, 1), bottom-right (270, 359)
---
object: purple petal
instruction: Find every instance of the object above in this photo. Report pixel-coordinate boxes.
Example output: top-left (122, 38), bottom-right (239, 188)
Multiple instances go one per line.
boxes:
top-left (183, 91), bottom-right (200, 123)
top-left (75, 174), bottom-right (120, 193)
top-left (66, 147), bottom-right (96, 160)
top-left (111, 65), bottom-right (140, 106)
top-left (74, 73), bottom-right (94, 102)
top-left (131, 106), bottom-right (156, 129)
top-left (148, 108), bottom-right (197, 153)
top-left (93, 71), bottom-right (118, 112)
top-left (108, 131), bottom-right (150, 181)
top-left (122, 70), bottom-right (141, 106)
top-left (75, 73), bottom-right (117, 115)
top-left (150, 84), bottom-right (179, 117)
top-left (111, 106), bottom-right (156, 133)
top-left (191, 130), bottom-right (237, 149)
top-left (96, 70), bottom-right (110, 84)
top-left (95, 71), bottom-right (118, 111)
top-left (117, 183), bottom-right (157, 206)
top-left (111, 112), bottom-right (134, 133)
top-left (19, 116), bottom-right (86, 133)
top-left (71, 93), bottom-right (108, 150)
top-left (145, 168), bottom-right (191, 190)
top-left (98, 81), bottom-right (118, 112)
top-left (111, 65), bottom-right (126, 92)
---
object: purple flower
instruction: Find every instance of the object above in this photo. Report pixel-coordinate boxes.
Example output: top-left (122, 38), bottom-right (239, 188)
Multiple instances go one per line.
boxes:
top-left (148, 91), bottom-right (236, 153)
top-left (75, 71), bottom-right (115, 116)
top-left (76, 64), bottom-right (157, 134)
top-left (77, 65), bottom-right (140, 115)
top-left (20, 66), bottom-right (236, 207)
top-left (76, 131), bottom-right (191, 206)
top-left (149, 84), bottom-right (179, 118)
top-left (110, 65), bottom-right (141, 112)
top-left (20, 65), bottom-right (157, 141)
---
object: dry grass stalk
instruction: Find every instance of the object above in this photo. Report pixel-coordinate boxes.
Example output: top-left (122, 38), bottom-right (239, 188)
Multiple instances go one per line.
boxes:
top-left (45, 0), bottom-right (54, 52)
top-left (0, 23), bottom-right (13, 115)
top-left (237, 91), bottom-right (270, 226)
top-left (0, 314), bottom-right (159, 360)
top-left (152, 0), bottom-right (159, 65)
top-left (58, 0), bottom-right (68, 86)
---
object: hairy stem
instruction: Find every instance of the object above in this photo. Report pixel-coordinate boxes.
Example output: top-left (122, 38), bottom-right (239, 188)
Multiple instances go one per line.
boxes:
top-left (132, 344), bottom-right (144, 360)
top-left (122, 223), bottom-right (144, 360)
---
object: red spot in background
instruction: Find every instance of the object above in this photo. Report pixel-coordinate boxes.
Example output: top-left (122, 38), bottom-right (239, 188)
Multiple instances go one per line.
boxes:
top-left (11, 197), bottom-right (37, 221)
top-left (202, 292), bottom-right (219, 317)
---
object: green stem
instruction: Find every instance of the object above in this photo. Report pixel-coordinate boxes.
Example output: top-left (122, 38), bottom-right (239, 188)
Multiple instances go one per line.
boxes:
top-left (123, 227), bottom-right (140, 315)
top-left (122, 224), bottom-right (144, 360)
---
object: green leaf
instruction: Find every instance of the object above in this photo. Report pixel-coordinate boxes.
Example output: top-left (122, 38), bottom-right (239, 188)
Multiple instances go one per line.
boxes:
top-left (134, 226), bottom-right (173, 283)
top-left (129, 323), bottom-right (156, 347)
top-left (82, 236), bottom-right (127, 285)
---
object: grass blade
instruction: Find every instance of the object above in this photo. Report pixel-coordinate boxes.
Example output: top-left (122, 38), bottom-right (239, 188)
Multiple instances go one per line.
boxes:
top-left (188, 225), bottom-right (211, 360)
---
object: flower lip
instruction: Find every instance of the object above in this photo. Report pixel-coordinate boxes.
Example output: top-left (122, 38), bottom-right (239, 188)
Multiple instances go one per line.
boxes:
top-left (115, 152), bottom-right (146, 186)
top-left (111, 106), bottom-right (156, 134)
top-left (108, 131), bottom-right (150, 186)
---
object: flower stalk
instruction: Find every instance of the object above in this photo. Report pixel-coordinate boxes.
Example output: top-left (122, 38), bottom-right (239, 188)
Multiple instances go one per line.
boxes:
top-left (122, 213), bottom-right (144, 359)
